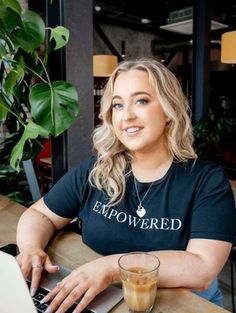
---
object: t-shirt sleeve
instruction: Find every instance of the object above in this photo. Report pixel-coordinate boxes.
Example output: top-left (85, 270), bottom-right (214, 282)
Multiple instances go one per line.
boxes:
top-left (190, 164), bottom-right (236, 243)
top-left (43, 156), bottom-right (95, 218)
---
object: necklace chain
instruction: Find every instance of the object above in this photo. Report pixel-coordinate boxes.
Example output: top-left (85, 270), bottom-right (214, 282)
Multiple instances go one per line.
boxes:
top-left (133, 176), bottom-right (154, 215)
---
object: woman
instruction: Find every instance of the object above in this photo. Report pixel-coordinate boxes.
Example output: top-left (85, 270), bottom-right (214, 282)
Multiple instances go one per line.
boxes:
top-left (16, 57), bottom-right (236, 313)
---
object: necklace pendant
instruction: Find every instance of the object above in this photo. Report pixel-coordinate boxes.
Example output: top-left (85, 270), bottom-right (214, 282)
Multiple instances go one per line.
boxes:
top-left (136, 205), bottom-right (146, 218)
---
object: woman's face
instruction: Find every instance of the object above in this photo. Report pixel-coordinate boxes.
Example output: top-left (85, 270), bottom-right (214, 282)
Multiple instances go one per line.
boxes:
top-left (111, 69), bottom-right (169, 155)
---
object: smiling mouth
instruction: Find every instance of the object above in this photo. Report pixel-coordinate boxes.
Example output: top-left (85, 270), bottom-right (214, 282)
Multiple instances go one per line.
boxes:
top-left (124, 127), bottom-right (142, 134)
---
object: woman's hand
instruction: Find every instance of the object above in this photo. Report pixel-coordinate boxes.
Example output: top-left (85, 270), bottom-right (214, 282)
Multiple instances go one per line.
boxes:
top-left (41, 255), bottom-right (120, 313)
top-left (16, 246), bottom-right (60, 296)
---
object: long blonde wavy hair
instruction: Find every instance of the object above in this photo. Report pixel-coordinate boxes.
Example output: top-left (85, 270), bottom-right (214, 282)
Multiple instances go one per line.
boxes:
top-left (89, 57), bottom-right (197, 206)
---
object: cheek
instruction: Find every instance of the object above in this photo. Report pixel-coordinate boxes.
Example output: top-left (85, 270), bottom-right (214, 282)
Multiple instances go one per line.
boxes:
top-left (148, 107), bottom-right (168, 126)
top-left (111, 112), bottom-right (120, 133)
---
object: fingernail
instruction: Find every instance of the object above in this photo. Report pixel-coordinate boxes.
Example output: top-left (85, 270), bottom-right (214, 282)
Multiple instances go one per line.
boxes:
top-left (45, 309), bottom-right (51, 313)
top-left (53, 264), bottom-right (60, 270)
top-left (40, 297), bottom-right (47, 304)
top-left (30, 288), bottom-right (36, 296)
top-left (55, 310), bottom-right (62, 313)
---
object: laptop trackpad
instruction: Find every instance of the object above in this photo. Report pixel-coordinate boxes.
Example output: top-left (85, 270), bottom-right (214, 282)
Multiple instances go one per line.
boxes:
top-left (40, 266), bottom-right (123, 313)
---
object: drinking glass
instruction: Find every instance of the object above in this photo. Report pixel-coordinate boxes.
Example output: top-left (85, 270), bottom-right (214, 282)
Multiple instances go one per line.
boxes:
top-left (118, 252), bottom-right (160, 313)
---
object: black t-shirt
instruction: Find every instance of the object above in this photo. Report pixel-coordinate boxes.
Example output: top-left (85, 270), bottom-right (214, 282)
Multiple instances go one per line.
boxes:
top-left (44, 156), bottom-right (236, 255)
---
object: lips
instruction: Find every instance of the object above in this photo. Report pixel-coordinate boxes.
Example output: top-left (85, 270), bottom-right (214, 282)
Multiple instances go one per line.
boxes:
top-left (124, 126), bottom-right (143, 134)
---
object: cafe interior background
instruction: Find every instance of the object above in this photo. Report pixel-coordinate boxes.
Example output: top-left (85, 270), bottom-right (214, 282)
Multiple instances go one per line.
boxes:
top-left (0, 0), bottom-right (236, 311)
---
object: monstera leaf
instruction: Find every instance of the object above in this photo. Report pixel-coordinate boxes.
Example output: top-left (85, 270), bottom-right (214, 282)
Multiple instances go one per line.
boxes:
top-left (3, 8), bottom-right (45, 52)
top-left (50, 26), bottom-right (69, 50)
top-left (0, 0), bottom-right (21, 15)
top-left (30, 81), bottom-right (79, 136)
top-left (0, 0), bottom-right (79, 173)
top-left (10, 121), bottom-right (49, 171)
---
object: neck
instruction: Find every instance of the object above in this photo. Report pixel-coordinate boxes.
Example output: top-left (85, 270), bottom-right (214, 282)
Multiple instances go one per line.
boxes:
top-left (132, 150), bottom-right (173, 182)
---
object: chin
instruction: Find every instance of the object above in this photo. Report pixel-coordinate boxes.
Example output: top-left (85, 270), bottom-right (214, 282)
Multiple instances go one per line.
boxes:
top-left (126, 146), bottom-right (147, 153)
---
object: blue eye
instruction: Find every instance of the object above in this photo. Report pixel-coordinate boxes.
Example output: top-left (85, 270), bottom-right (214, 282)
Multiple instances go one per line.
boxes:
top-left (136, 98), bottom-right (148, 105)
top-left (112, 103), bottom-right (123, 110)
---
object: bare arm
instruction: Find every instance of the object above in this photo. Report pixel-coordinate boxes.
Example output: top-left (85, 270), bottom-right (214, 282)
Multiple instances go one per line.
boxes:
top-left (108, 238), bottom-right (232, 291)
top-left (16, 197), bottom-right (72, 295)
top-left (17, 197), bottom-right (72, 251)
top-left (43, 238), bottom-right (231, 313)
top-left (153, 239), bottom-right (232, 290)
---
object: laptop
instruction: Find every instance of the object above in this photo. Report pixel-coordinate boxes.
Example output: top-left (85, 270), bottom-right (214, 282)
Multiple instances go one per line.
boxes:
top-left (0, 246), bottom-right (123, 313)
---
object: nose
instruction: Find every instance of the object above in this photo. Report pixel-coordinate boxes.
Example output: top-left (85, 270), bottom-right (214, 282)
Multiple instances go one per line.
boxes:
top-left (122, 105), bottom-right (136, 121)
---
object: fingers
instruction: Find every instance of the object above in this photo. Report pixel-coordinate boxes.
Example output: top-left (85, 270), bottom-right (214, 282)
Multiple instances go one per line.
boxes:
top-left (28, 257), bottom-right (59, 296)
top-left (42, 280), bottom-right (81, 313)
top-left (35, 258), bottom-right (112, 313)
top-left (73, 289), bottom-right (98, 313)
top-left (44, 256), bottom-right (60, 274)
top-left (31, 263), bottom-right (44, 296)
top-left (42, 285), bottom-right (97, 313)
top-left (16, 250), bottom-right (58, 296)
top-left (54, 287), bottom-right (97, 313)
top-left (42, 278), bottom-right (100, 313)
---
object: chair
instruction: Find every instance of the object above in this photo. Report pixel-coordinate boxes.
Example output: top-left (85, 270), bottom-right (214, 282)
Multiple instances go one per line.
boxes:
top-left (35, 140), bottom-right (52, 195)
top-left (37, 157), bottom-right (52, 194)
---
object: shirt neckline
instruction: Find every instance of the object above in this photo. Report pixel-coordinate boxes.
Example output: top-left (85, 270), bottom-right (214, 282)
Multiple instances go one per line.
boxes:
top-left (127, 160), bottom-right (177, 187)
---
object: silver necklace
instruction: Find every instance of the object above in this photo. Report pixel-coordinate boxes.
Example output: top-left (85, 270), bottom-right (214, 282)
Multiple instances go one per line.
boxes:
top-left (133, 176), bottom-right (154, 218)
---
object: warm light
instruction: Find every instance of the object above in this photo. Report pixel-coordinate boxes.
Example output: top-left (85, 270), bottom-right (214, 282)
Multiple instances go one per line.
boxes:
top-left (141, 18), bottom-right (151, 24)
top-left (94, 5), bottom-right (101, 12)
top-left (93, 55), bottom-right (118, 77)
top-left (221, 30), bottom-right (236, 64)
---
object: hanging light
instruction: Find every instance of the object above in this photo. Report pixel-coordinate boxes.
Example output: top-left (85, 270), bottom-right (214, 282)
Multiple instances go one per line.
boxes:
top-left (221, 30), bottom-right (236, 64)
top-left (141, 18), bottom-right (151, 24)
top-left (93, 55), bottom-right (118, 77)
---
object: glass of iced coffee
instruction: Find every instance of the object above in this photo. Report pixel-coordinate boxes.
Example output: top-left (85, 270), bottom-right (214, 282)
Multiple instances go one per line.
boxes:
top-left (118, 252), bottom-right (160, 313)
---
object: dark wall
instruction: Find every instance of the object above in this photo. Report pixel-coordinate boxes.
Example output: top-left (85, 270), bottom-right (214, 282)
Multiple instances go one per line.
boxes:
top-left (65, 0), bottom-right (94, 169)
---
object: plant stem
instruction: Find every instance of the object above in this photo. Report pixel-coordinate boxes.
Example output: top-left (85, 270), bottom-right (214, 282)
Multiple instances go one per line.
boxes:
top-left (0, 101), bottom-right (25, 127)
top-left (37, 57), bottom-right (51, 84)
top-left (37, 55), bottom-right (55, 126)
top-left (3, 57), bottom-right (49, 85)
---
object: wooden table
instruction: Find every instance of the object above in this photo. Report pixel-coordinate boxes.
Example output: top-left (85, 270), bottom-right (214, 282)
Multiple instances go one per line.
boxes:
top-left (0, 195), bottom-right (230, 313)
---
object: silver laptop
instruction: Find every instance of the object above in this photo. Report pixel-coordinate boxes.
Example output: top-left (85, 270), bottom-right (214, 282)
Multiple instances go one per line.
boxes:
top-left (0, 248), bottom-right (123, 313)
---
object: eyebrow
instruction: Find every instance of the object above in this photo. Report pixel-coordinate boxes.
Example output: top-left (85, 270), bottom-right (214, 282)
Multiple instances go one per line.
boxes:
top-left (112, 91), bottom-right (151, 101)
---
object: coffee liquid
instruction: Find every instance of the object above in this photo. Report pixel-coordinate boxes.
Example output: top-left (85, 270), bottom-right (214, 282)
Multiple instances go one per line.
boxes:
top-left (122, 267), bottom-right (158, 312)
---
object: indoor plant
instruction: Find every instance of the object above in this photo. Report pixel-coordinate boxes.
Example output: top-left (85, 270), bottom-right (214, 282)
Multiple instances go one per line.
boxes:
top-left (0, 0), bottom-right (79, 172)
top-left (194, 109), bottom-right (236, 175)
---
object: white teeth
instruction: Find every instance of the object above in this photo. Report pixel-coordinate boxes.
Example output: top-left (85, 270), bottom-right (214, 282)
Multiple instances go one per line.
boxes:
top-left (126, 127), bottom-right (140, 133)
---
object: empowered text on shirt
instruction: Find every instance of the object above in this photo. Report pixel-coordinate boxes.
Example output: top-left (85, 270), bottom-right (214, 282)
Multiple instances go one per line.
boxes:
top-left (93, 201), bottom-right (182, 230)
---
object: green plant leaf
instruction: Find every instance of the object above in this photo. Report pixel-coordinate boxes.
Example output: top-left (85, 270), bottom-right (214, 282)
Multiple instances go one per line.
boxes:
top-left (11, 10), bottom-right (45, 52)
top-left (0, 22), bottom-right (14, 52)
top-left (10, 120), bottom-right (49, 171)
top-left (0, 0), bottom-right (21, 15)
top-left (3, 7), bottom-right (22, 33)
top-left (30, 81), bottom-right (79, 136)
top-left (3, 63), bottom-right (24, 95)
top-left (14, 49), bottom-right (44, 77)
top-left (0, 41), bottom-right (7, 57)
top-left (50, 26), bottom-right (69, 50)
top-left (0, 1), bottom-right (80, 171)
top-left (0, 94), bottom-right (10, 120)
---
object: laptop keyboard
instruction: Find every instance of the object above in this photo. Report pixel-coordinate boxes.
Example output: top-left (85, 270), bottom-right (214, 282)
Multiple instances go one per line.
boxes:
top-left (27, 282), bottom-right (93, 313)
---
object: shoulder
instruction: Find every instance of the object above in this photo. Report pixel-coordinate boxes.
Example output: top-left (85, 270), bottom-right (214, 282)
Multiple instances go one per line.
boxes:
top-left (53, 155), bottom-right (96, 187)
top-left (175, 158), bottom-right (226, 177)
top-left (173, 158), bottom-right (231, 191)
